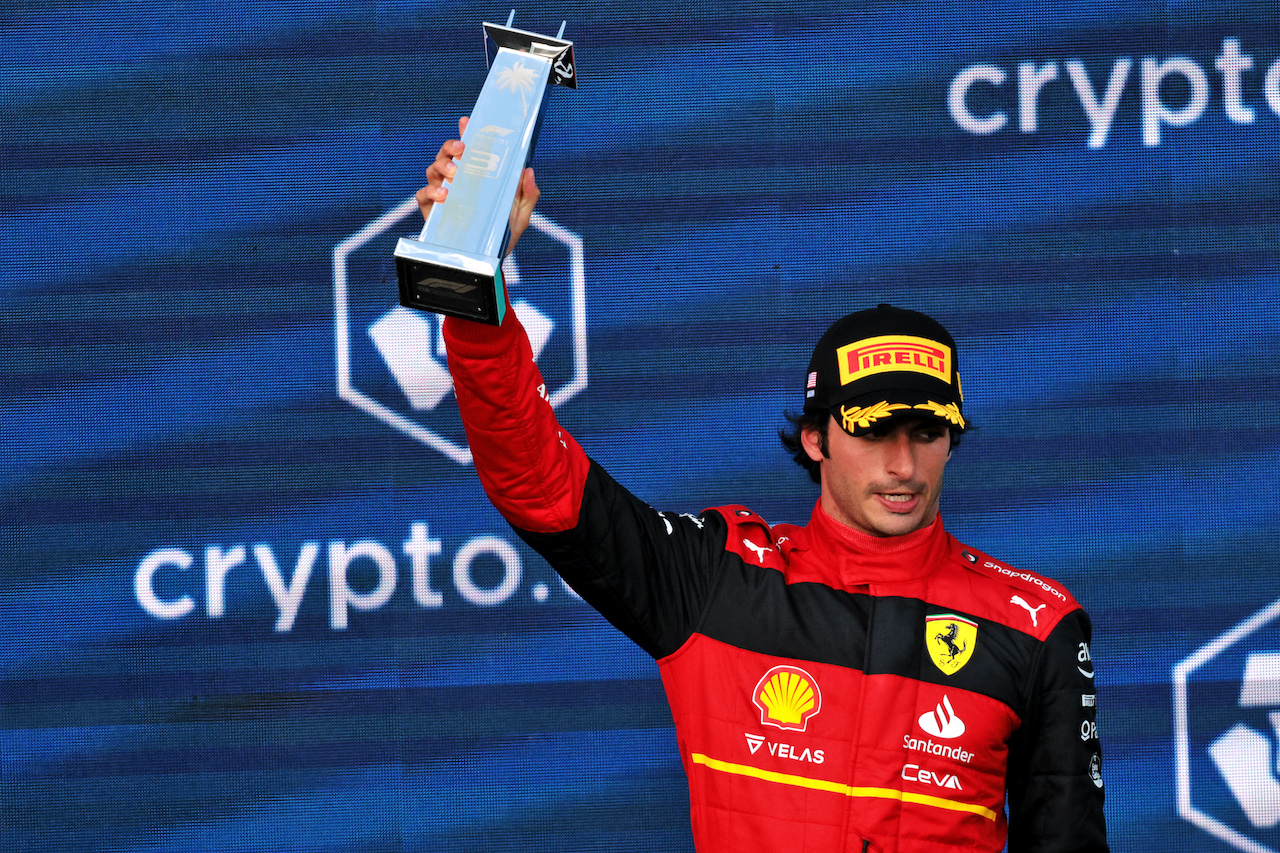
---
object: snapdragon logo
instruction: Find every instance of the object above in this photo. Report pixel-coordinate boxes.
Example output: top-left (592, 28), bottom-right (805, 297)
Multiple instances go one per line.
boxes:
top-left (1175, 596), bottom-right (1280, 852)
top-left (333, 197), bottom-right (587, 463)
top-left (950, 37), bottom-right (1280, 148)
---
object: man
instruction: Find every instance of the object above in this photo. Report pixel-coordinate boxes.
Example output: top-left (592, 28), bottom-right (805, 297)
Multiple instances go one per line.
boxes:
top-left (417, 126), bottom-right (1108, 851)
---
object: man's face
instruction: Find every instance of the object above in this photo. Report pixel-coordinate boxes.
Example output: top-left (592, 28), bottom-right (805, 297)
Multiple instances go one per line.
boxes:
top-left (801, 415), bottom-right (951, 537)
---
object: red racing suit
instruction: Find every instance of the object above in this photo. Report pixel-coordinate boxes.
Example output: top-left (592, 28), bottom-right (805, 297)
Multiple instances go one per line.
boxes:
top-left (443, 311), bottom-right (1108, 852)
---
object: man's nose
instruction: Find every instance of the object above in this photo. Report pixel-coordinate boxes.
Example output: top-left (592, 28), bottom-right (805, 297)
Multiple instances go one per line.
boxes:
top-left (883, 431), bottom-right (915, 479)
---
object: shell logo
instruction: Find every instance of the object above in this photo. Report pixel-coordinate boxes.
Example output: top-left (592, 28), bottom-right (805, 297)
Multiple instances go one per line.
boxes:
top-left (753, 665), bottom-right (822, 732)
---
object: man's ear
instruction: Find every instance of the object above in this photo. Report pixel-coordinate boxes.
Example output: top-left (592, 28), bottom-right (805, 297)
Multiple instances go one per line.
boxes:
top-left (800, 422), bottom-right (827, 463)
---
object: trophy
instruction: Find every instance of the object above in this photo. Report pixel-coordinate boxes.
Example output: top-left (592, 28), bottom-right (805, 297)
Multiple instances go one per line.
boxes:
top-left (395, 13), bottom-right (576, 325)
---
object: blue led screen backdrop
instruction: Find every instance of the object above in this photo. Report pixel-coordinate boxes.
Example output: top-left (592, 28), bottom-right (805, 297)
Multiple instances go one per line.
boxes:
top-left (5, 2), bottom-right (1280, 850)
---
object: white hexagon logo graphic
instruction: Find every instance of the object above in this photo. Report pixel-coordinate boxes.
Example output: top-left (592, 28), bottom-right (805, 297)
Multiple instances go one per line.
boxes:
top-left (1175, 596), bottom-right (1280, 852)
top-left (333, 196), bottom-right (587, 464)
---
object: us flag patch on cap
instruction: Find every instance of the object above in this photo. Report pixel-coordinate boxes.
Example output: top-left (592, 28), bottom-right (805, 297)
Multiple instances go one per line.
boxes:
top-left (806, 371), bottom-right (817, 398)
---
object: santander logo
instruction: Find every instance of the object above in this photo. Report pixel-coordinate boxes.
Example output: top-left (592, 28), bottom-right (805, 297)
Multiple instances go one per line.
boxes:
top-left (918, 695), bottom-right (966, 739)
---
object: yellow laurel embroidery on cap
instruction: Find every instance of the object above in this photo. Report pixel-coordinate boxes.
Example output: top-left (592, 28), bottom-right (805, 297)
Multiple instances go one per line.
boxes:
top-left (841, 401), bottom-right (910, 432)
top-left (914, 401), bottom-right (966, 428)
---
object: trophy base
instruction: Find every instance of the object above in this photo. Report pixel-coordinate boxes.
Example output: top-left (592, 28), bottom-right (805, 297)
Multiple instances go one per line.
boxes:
top-left (394, 237), bottom-right (506, 326)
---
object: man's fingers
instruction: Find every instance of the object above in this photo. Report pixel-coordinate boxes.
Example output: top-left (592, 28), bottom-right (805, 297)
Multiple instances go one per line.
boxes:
top-left (417, 137), bottom-right (464, 218)
top-left (513, 168), bottom-right (540, 219)
top-left (504, 168), bottom-right (540, 254)
top-left (425, 140), bottom-right (463, 183)
top-left (416, 183), bottom-right (444, 208)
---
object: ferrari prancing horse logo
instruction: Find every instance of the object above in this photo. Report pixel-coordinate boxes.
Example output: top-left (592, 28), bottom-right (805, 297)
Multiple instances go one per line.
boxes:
top-left (927, 614), bottom-right (978, 675)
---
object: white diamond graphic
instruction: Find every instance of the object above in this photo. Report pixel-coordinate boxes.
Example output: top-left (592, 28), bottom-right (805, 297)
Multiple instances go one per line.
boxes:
top-left (368, 306), bottom-right (452, 411)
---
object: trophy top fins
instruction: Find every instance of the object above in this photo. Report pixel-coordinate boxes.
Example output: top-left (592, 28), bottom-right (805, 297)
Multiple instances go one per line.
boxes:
top-left (394, 13), bottom-right (576, 326)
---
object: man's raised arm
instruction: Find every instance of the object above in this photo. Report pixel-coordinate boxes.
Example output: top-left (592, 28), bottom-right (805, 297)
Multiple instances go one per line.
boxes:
top-left (414, 121), bottom-right (588, 535)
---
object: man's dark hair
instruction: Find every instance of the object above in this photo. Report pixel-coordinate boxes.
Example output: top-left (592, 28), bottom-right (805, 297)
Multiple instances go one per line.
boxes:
top-left (779, 411), bottom-right (828, 484)
top-left (779, 412), bottom-right (965, 484)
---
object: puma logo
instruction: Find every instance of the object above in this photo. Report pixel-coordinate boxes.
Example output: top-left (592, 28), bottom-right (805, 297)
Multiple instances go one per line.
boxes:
top-left (743, 539), bottom-right (772, 564)
top-left (1010, 595), bottom-right (1047, 627)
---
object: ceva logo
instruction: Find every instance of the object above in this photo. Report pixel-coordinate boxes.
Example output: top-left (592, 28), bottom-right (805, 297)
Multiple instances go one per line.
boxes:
top-left (1174, 596), bottom-right (1280, 852)
top-left (332, 196), bottom-right (587, 464)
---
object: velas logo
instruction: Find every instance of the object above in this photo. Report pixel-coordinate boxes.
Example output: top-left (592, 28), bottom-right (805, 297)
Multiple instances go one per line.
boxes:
top-left (927, 614), bottom-right (978, 676)
top-left (753, 665), bottom-right (822, 732)
top-left (836, 335), bottom-right (952, 387)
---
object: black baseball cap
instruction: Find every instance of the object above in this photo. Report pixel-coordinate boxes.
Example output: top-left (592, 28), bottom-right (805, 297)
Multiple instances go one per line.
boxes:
top-left (803, 304), bottom-right (967, 437)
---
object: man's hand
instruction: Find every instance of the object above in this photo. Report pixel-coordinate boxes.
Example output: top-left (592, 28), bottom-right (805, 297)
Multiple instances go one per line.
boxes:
top-left (415, 116), bottom-right (541, 254)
